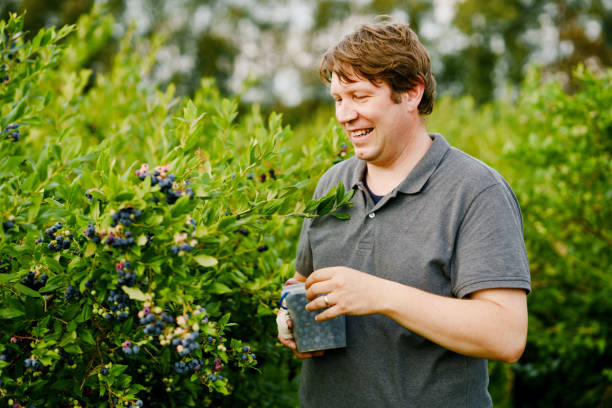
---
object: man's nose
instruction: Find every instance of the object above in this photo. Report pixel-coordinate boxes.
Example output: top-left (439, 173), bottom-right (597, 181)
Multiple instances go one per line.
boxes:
top-left (336, 102), bottom-right (358, 124)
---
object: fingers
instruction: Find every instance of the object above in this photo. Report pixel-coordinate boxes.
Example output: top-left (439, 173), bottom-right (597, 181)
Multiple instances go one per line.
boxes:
top-left (305, 267), bottom-right (336, 289)
top-left (305, 293), bottom-right (333, 312)
top-left (314, 306), bottom-right (340, 322)
top-left (278, 334), bottom-right (297, 350)
top-left (294, 350), bottom-right (325, 359)
top-left (305, 280), bottom-right (333, 301)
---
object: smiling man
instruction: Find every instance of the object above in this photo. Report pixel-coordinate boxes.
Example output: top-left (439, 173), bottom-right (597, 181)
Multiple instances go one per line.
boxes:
top-left (277, 20), bottom-right (531, 407)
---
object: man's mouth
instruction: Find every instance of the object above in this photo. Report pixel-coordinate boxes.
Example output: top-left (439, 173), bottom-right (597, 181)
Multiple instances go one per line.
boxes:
top-left (350, 128), bottom-right (373, 138)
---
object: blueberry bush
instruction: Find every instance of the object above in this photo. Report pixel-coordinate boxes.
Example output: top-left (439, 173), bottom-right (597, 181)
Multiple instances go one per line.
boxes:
top-left (505, 66), bottom-right (612, 407)
top-left (0, 10), bottom-right (352, 408)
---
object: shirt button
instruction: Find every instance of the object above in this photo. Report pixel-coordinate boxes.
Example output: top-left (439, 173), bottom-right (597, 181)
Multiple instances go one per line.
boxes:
top-left (368, 212), bottom-right (375, 219)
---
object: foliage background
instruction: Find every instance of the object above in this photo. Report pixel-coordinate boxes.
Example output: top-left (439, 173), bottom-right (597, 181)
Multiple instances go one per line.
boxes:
top-left (0, 1), bottom-right (610, 407)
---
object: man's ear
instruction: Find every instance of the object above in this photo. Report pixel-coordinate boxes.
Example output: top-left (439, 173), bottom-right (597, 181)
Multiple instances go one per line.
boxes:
top-left (402, 82), bottom-right (424, 112)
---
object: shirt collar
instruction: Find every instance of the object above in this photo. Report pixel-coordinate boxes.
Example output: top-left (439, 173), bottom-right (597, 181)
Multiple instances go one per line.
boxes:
top-left (349, 133), bottom-right (450, 195)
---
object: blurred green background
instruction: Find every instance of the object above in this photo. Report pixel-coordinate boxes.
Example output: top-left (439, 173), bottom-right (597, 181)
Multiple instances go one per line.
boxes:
top-left (1, 1), bottom-right (610, 406)
top-left (1, 0), bottom-right (610, 119)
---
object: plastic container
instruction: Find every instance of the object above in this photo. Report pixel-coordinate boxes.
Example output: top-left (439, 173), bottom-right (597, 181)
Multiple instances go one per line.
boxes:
top-left (282, 283), bottom-right (346, 353)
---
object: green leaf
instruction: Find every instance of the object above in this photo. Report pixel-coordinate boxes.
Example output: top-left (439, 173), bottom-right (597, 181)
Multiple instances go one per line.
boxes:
top-left (14, 283), bottom-right (42, 298)
top-left (0, 307), bottom-right (25, 319)
top-left (194, 255), bottom-right (218, 267)
top-left (335, 181), bottom-right (345, 204)
top-left (27, 192), bottom-right (43, 222)
top-left (39, 275), bottom-right (65, 293)
top-left (84, 241), bottom-right (97, 257)
top-left (79, 328), bottom-right (96, 346)
top-left (0, 273), bottom-right (20, 284)
top-left (121, 286), bottom-right (146, 301)
top-left (63, 343), bottom-right (82, 354)
top-left (304, 199), bottom-right (318, 214)
top-left (137, 234), bottom-right (148, 246)
top-left (316, 195), bottom-right (336, 215)
top-left (209, 282), bottom-right (231, 294)
top-left (114, 191), bottom-right (135, 202)
top-left (75, 306), bottom-right (92, 323)
top-left (51, 144), bottom-right (62, 161)
top-left (330, 212), bottom-right (350, 220)
top-left (67, 319), bottom-right (77, 333)
top-left (110, 364), bottom-right (128, 376)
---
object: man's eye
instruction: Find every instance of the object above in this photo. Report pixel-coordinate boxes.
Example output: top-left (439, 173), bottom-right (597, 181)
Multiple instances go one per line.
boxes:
top-left (354, 95), bottom-right (368, 100)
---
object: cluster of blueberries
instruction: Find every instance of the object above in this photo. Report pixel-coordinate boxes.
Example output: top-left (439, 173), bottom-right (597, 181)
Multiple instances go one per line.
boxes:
top-left (116, 260), bottom-right (136, 287)
top-left (207, 373), bottom-right (224, 383)
top-left (3, 123), bottom-right (20, 142)
top-left (2, 219), bottom-right (14, 231)
top-left (105, 232), bottom-right (135, 249)
top-left (45, 221), bottom-right (63, 237)
top-left (21, 271), bottom-right (48, 291)
top-left (64, 285), bottom-right (81, 301)
top-left (84, 224), bottom-right (101, 243)
top-left (111, 207), bottom-right (142, 228)
top-left (173, 331), bottom-right (200, 356)
top-left (39, 222), bottom-right (72, 251)
top-left (256, 168), bottom-right (277, 183)
top-left (173, 358), bottom-right (204, 374)
top-left (240, 345), bottom-right (256, 362)
top-left (171, 218), bottom-right (198, 254)
top-left (170, 243), bottom-right (194, 254)
top-left (105, 290), bottom-right (130, 321)
top-left (108, 396), bottom-right (142, 408)
top-left (140, 310), bottom-right (173, 336)
top-left (122, 340), bottom-right (140, 355)
top-left (24, 357), bottom-right (44, 371)
top-left (135, 164), bottom-right (194, 204)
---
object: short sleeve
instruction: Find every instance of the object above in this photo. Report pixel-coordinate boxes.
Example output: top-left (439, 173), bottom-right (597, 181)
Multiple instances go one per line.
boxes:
top-left (451, 182), bottom-right (531, 298)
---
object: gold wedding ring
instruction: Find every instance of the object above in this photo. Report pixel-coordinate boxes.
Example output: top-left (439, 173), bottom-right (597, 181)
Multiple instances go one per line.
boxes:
top-left (324, 296), bottom-right (330, 306)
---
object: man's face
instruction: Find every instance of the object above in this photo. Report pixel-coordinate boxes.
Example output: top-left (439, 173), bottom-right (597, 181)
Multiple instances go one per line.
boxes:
top-left (330, 72), bottom-right (412, 167)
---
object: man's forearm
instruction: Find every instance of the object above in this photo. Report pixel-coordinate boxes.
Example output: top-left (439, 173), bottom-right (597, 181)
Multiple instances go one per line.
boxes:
top-left (378, 279), bottom-right (527, 363)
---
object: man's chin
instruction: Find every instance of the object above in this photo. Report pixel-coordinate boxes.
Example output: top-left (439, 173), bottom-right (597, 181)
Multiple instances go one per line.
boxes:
top-left (354, 149), bottom-right (374, 161)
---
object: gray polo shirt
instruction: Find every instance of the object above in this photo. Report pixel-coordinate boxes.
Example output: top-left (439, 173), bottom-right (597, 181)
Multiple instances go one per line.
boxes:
top-left (295, 133), bottom-right (530, 407)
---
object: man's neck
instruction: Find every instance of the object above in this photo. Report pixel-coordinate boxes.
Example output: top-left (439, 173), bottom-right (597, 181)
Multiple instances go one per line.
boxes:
top-left (365, 126), bottom-right (432, 196)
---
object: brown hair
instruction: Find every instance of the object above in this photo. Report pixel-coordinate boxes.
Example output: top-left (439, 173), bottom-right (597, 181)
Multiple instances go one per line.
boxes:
top-left (319, 20), bottom-right (436, 115)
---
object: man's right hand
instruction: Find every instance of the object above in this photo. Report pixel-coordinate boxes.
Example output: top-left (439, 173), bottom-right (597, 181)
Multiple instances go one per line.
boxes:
top-left (277, 276), bottom-right (325, 359)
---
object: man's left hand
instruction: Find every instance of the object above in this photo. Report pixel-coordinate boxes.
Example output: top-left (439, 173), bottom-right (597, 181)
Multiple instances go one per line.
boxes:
top-left (304, 266), bottom-right (385, 321)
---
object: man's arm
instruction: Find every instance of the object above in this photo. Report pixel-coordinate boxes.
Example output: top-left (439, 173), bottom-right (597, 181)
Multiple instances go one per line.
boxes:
top-left (305, 267), bottom-right (528, 363)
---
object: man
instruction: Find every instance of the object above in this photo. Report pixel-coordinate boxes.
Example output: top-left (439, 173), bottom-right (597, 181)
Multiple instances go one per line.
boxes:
top-left (277, 20), bottom-right (530, 407)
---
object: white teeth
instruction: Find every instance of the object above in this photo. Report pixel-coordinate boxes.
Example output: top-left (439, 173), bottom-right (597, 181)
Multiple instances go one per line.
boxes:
top-left (351, 128), bottom-right (372, 137)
